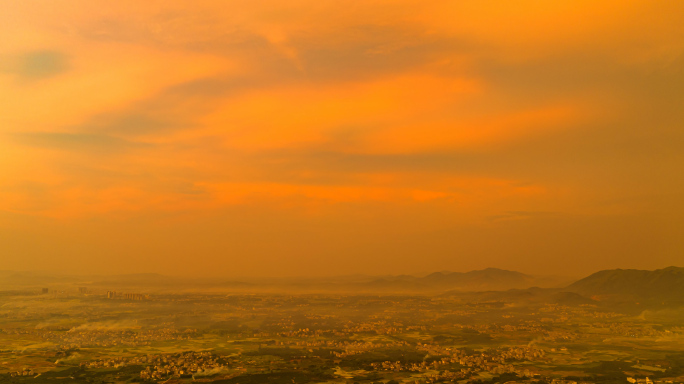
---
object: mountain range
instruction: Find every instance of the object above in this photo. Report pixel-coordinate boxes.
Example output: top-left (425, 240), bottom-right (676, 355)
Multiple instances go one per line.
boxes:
top-left (1, 267), bottom-right (682, 305)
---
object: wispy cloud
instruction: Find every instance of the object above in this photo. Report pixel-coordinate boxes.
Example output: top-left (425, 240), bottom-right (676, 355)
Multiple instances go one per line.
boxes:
top-left (3, 50), bottom-right (70, 80)
top-left (0, 1), bottom-right (683, 276)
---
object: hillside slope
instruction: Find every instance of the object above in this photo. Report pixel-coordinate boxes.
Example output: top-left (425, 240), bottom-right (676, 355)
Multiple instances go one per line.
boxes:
top-left (566, 266), bottom-right (684, 301)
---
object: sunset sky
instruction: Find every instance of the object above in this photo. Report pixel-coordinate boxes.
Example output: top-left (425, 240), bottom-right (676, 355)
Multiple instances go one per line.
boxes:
top-left (1, 1), bottom-right (683, 277)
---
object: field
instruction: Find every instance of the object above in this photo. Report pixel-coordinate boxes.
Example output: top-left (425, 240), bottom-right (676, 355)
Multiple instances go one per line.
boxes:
top-left (1, 291), bottom-right (684, 384)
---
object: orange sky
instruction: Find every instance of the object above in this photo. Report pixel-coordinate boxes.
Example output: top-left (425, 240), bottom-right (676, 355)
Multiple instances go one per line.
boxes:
top-left (1, 1), bottom-right (683, 277)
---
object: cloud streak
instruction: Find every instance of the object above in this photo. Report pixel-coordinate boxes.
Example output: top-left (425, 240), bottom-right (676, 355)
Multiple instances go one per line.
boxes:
top-left (0, 0), bottom-right (683, 277)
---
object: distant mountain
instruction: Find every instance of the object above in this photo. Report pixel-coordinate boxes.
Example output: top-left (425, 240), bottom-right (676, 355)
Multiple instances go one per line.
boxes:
top-left (422, 268), bottom-right (534, 290)
top-left (566, 266), bottom-right (684, 301)
top-left (0, 271), bottom-right (86, 289)
top-left (363, 268), bottom-right (550, 292)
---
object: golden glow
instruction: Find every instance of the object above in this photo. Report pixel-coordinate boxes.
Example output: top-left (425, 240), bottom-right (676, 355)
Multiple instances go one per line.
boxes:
top-left (1, 1), bottom-right (683, 276)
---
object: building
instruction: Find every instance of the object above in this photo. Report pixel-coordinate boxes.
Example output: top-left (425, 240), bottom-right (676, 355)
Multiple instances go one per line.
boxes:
top-left (106, 291), bottom-right (148, 300)
top-left (78, 287), bottom-right (88, 294)
top-left (124, 293), bottom-right (147, 301)
top-left (42, 288), bottom-right (49, 294)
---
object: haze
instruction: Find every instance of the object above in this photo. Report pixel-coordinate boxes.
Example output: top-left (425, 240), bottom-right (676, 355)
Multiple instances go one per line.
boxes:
top-left (1, 1), bottom-right (683, 278)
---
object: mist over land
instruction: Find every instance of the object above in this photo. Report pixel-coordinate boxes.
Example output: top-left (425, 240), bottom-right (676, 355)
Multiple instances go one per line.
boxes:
top-left (3, 266), bottom-right (683, 306)
top-left (2, 266), bottom-right (684, 383)
top-left (1, 267), bottom-right (572, 293)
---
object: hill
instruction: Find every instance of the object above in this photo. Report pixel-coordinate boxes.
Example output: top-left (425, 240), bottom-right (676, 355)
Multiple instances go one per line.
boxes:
top-left (566, 266), bottom-right (684, 302)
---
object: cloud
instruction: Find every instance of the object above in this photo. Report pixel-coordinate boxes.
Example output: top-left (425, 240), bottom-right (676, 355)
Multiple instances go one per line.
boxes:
top-left (0, 0), bottom-right (683, 276)
top-left (12, 132), bottom-right (149, 153)
top-left (487, 211), bottom-right (556, 223)
top-left (5, 50), bottom-right (69, 80)
top-left (288, 24), bottom-right (471, 82)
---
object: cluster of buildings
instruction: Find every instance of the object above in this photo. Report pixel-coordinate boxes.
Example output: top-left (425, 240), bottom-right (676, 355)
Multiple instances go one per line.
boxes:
top-left (626, 377), bottom-right (679, 384)
top-left (412, 369), bottom-right (466, 383)
top-left (39, 287), bottom-right (144, 297)
top-left (79, 350), bottom-right (225, 381)
top-left (343, 320), bottom-right (407, 335)
top-left (44, 328), bottom-right (197, 349)
top-left (259, 337), bottom-right (411, 356)
top-left (329, 340), bottom-right (409, 358)
top-left (8, 369), bottom-right (35, 377)
top-left (106, 291), bottom-right (148, 300)
top-left (40, 287), bottom-right (89, 294)
top-left (81, 357), bottom-right (128, 369)
top-left (370, 346), bottom-right (545, 377)
top-left (141, 352), bottom-right (225, 380)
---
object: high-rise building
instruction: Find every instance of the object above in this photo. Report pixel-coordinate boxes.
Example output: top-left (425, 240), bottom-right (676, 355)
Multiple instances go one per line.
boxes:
top-left (78, 287), bottom-right (88, 294)
top-left (123, 293), bottom-right (146, 300)
top-left (41, 288), bottom-right (49, 294)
